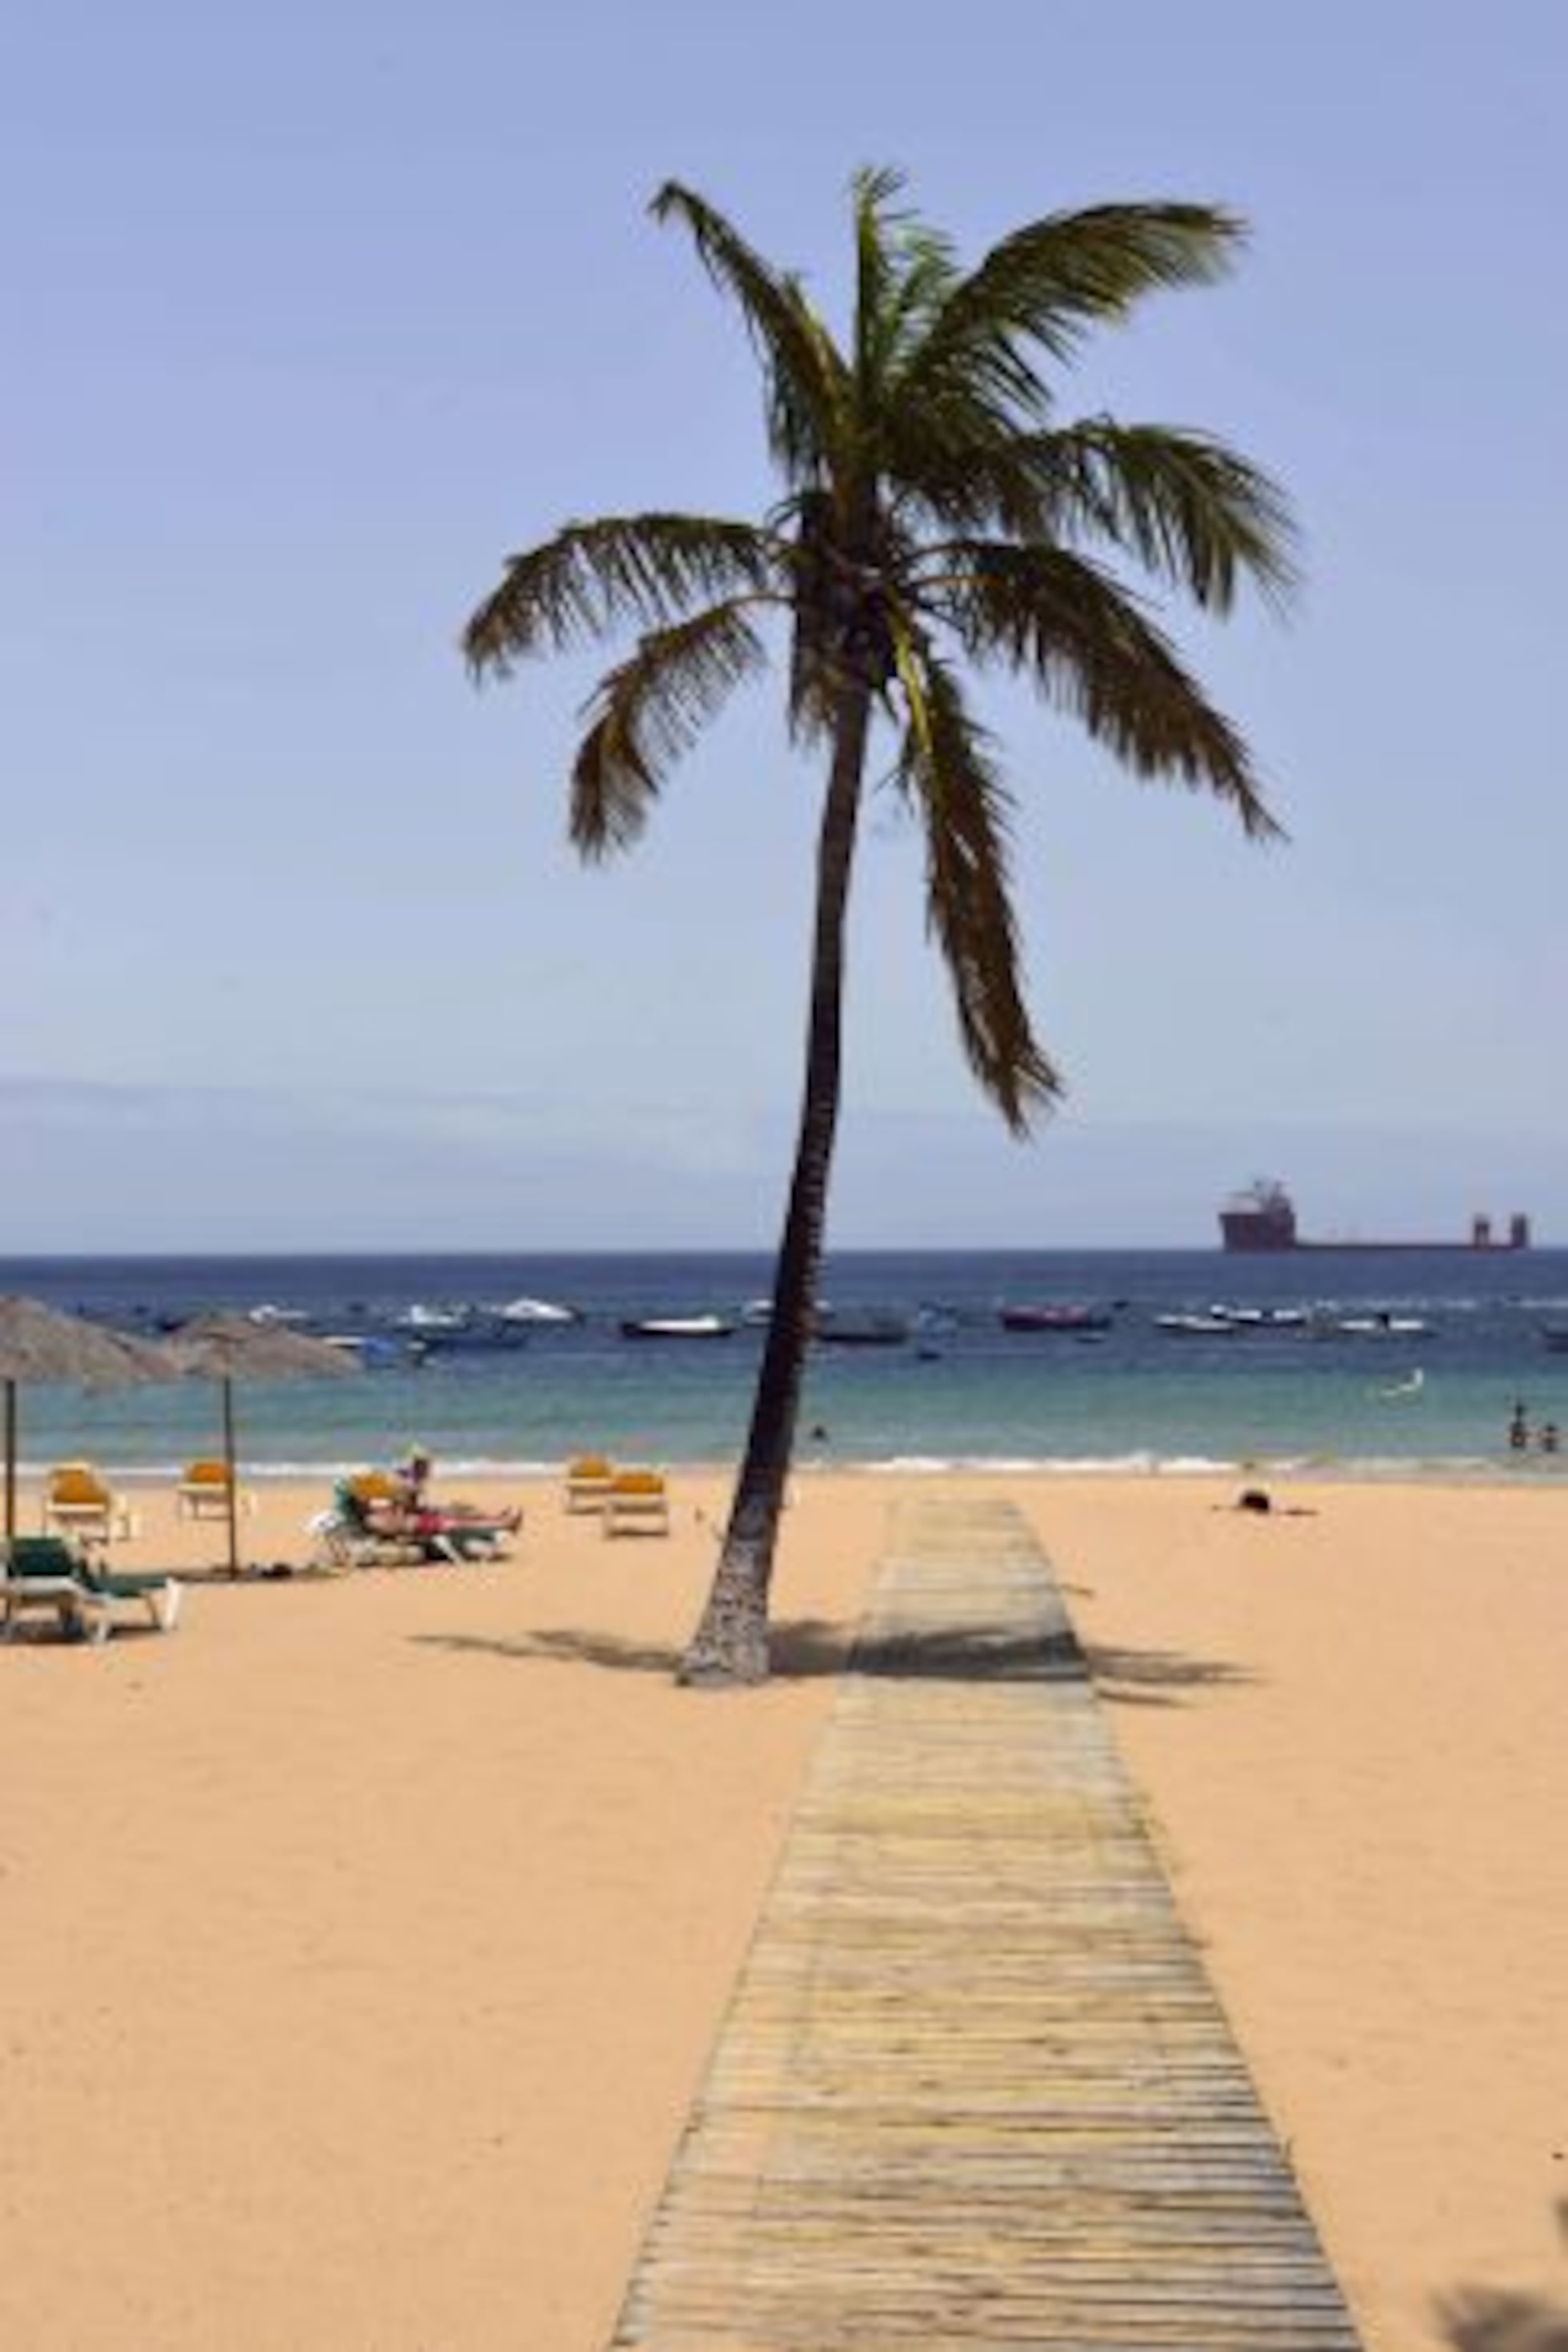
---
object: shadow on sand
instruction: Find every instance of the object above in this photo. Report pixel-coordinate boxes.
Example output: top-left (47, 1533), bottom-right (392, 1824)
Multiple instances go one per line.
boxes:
top-left (1438, 2286), bottom-right (1568, 2350)
top-left (1439, 2209), bottom-right (1568, 2350)
top-left (1084, 1642), bottom-right (1257, 1708)
top-left (412, 1621), bottom-right (1250, 1697)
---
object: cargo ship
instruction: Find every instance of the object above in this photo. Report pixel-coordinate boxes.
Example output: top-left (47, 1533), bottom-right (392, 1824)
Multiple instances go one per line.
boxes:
top-left (1219, 1179), bottom-right (1532, 1254)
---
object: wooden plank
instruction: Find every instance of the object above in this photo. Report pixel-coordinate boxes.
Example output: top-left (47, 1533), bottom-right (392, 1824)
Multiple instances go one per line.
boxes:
top-left (611, 1499), bottom-right (1362, 2348)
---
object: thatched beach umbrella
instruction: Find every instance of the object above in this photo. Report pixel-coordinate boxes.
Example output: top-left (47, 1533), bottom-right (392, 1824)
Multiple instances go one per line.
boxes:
top-left (0, 1295), bottom-right (176, 1542)
top-left (163, 1316), bottom-right (356, 1576)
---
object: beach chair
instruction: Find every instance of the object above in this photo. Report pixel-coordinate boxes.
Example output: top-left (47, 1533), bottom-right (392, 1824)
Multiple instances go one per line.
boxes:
top-left (0, 1536), bottom-right (182, 1643)
top-left (602, 1468), bottom-right (671, 1538)
top-left (176, 1458), bottom-right (254, 1522)
top-left (564, 1454), bottom-right (615, 1513)
top-left (42, 1462), bottom-right (137, 1545)
top-left (308, 1478), bottom-right (426, 1570)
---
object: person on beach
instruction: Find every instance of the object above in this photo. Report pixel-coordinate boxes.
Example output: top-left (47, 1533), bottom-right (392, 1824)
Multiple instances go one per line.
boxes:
top-left (1539, 1421), bottom-right (1560, 1455)
top-left (384, 1446), bottom-right (522, 1559)
top-left (1508, 1401), bottom-right (1530, 1452)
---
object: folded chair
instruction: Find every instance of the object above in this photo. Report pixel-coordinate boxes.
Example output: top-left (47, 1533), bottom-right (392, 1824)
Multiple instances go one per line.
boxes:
top-left (602, 1468), bottom-right (671, 1538)
top-left (1, 1536), bottom-right (182, 1643)
top-left (43, 1462), bottom-right (137, 1545)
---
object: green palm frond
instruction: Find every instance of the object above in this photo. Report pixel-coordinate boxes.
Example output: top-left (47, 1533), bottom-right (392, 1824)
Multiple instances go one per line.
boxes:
top-left (929, 542), bottom-right (1282, 837)
top-left (892, 630), bottom-right (1062, 1132)
top-left (903, 203), bottom-right (1246, 420)
top-left (570, 600), bottom-right (768, 859)
top-left (1031, 421), bottom-right (1298, 612)
top-left (851, 166), bottom-right (959, 408)
top-left (464, 514), bottom-right (778, 676)
top-left (651, 182), bottom-right (849, 484)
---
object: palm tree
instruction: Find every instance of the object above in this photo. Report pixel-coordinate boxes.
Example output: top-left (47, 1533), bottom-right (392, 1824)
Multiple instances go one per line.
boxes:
top-left (463, 170), bottom-right (1295, 1687)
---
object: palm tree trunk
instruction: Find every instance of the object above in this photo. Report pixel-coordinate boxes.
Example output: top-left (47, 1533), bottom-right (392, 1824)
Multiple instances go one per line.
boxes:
top-left (679, 680), bottom-right (874, 1686)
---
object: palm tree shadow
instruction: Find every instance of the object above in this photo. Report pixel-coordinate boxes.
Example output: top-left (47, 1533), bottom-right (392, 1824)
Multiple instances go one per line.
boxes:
top-left (1438, 2286), bottom-right (1568, 2350)
top-left (1083, 1642), bottom-right (1257, 1709)
top-left (411, 1621), bottom-right (1242, 1688)
top-left (1438, 2208), bottom-right (1568, 2349)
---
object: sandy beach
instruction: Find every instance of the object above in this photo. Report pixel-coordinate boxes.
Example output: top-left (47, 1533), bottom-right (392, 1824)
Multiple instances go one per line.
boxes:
top-left (3, 1467), bottom-right (1566, 2350)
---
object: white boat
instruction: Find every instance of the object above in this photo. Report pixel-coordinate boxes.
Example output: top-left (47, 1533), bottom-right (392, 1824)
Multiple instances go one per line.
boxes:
top-left (247, 1303), bottom-right (310, 1327)
top-left (1335, 1313), bottom-right (1429, 1338)
top-left (1155, 1313), bottom-right (1240, 1337)
top-left (620, 1314), bottom-right (736, 1341)
top-left (1206, 1305), bottom-right (1309, 1330)
top-left (495, 1296), bottom-right (579, 1326)
top-left (395, 1303), bottom-right (470, 1332)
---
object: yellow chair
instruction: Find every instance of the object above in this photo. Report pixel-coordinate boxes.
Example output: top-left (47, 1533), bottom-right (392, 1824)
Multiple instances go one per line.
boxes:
top-left (176, 1458), bottom-right (255, 1522)
top-left (42, 1462), bottom-right (136, 1546)
top-left (602, 1468), bottom-right (670, 1538)
top-left (564, 1454), bottom-right (615, 1514)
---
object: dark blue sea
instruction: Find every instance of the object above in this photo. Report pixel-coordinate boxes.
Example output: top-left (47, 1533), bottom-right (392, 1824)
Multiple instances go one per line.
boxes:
top-left (5, 1248), bottom-right (1568, 1481)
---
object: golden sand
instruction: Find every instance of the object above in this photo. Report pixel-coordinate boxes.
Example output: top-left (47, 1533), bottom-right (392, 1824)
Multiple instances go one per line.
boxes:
top-left (2, 1470), bottom-right (1566, 2349)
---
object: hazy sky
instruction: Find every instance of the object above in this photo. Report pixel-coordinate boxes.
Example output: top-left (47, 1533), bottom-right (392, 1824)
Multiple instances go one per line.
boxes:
top-left (5, 1), bottom-right (1566, 1250)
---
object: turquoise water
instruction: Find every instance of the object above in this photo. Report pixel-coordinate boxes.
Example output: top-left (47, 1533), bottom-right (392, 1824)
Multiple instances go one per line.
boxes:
top-left (6, 1248), bottom-right (1567, 1479)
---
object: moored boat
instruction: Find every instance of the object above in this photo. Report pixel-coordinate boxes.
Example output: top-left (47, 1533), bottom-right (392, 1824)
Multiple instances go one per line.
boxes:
top-left (620, 1314), bottom-right (736, 1341)
top-left (998, 1304), bottom-right (1114, 1334)
top-left (814, 1317), bottom-right (910, 1348)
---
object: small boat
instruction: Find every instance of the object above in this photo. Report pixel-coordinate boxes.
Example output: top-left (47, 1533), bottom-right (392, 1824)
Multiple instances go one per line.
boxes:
top-left (247, 1303), bottom-right (310, 1327)
top-left (620, 1314), bottom-right (737, 1341)
top-left (395, 1303), bottom-right (470, 1333)
top-left (814, 1317), bottom-right (910, 1348)
top-left (1155, 1313), bottom-right (1240, 1338)
top-left (741, 1298), bottom-right (833, 1327)
top-left (1207, 1305), bottom-right (1310, 1330)
top-left (322, 1333), bottom-right (404, 1367)
top-left (494, 1296), bottom-right (580, 1326)
top-left (1334, 1314), bottom-right (1429, 1338)
top-left (998, 1305), bottom-right (1114, 1334)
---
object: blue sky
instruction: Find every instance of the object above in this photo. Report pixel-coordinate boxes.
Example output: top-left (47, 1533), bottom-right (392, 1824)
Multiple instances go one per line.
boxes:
top-left (5, 1), bottom-right (1566, 1249)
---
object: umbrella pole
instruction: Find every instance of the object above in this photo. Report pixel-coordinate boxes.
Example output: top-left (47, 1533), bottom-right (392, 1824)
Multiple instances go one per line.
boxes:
top-left (222, 1375), bottom-right (240, 1577)
top-left (4, 1378), bottom-right (15, 1544)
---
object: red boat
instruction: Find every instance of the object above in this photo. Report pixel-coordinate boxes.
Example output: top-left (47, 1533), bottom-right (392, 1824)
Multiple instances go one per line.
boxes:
top-left (998, 1305), bottom-right (1114, 1334)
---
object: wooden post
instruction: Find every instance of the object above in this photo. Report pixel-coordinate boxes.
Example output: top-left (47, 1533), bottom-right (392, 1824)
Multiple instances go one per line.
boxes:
top-left (4, 1380), bottom-right (15, 1543)
top-left (222, 1375), bottom-right (240, 1577)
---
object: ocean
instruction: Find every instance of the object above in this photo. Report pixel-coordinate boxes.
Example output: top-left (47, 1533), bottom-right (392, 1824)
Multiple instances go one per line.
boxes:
top-left (4, 1247), bottom-right (1567, 1483)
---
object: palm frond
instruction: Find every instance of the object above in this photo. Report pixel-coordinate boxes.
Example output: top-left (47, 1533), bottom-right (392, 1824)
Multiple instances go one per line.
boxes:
top-left (570, 601), bottom-right (767, 859)
top-left (904, 202), bottom-right (1246, 419)
top-left (464, 514), bottom-right (778, 677)
top-left (849, 166), bottom-right (959, 408)
top-left (651, 181), bottom-right (849, 483)
top-left (1030, 421), bottom-right (1298, 612)
top-left (892, 630), bottom-right (1062, 1132)
top-left (929, 542), bottom-right (1282, 838)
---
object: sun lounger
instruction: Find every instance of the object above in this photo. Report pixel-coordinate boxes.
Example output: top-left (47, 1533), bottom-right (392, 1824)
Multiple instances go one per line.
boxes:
top-left (176, 1458), bottom-right (255, 1522)
top-left (1, 1536), bottom-right (182, 1642)
top-left (42, 1462), bottom-right (138, 1545)
top-left (564, 1454), bottom-right (615, 1513)
top-left (602, 1468), bottom-right (671, 1538)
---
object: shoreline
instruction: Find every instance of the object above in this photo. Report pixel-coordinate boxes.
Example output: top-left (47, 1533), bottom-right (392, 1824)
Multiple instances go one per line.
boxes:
top-left (13, 1451), bottom-right (1568, 1489)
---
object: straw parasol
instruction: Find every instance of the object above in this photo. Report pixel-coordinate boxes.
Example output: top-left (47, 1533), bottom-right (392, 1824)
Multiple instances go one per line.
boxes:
top-left (0, 1295), bottom-right (177, 1542)
top-left (162, 1316), bottom-right (357, 1576)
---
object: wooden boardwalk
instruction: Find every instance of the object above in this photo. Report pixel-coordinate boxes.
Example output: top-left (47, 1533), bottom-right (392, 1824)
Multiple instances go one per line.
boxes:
top-left (613, 1498), bottom-right (1361, 2349)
